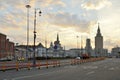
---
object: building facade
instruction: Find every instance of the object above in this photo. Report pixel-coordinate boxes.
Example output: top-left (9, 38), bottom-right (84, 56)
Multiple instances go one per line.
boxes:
top-left (37, 43), bottom-right (46, 57)
top-left (0, 33), bottom-right (14, 59)
top-left (85, 38), bottom-right (92, 57)
top-left (53, 34), bottom-right (64, 57)
top-left (54, 33), bottom-right (63, 50)
top-left (111, 46), bottom-right (120, 57)
top-left (95, 24), bottom-right (103, 57)
top-left (15, 43), bottom-right (46, 59)
top-left (15, 34), bottom-right (65, 59)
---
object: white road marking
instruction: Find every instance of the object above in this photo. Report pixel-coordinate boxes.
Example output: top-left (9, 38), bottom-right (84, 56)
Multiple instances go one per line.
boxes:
top-left (11, 70), bottom-right (61, 80)
top-left (104, 66), bottom-right (108, 68)
top-left (86, 71), bottom-right (95, 75)
top-left (83, 66), bottom-right (98, 69)
top-left (109, 67), bottom-right (115, 71)
top-left (64, 66), bottom-right (78, 69)
top-left (11, 68), bottom-right (73, 80)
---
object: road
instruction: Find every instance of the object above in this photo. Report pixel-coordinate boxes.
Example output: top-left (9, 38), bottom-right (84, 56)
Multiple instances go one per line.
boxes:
top-left (0, 58), bottom-right (120, 80)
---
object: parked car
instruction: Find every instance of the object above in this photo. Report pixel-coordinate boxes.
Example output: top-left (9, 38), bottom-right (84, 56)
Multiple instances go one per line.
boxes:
top-left (75, 57), bottom-right (81, 60)
top-left (17, 57), bottom-right (25, 61)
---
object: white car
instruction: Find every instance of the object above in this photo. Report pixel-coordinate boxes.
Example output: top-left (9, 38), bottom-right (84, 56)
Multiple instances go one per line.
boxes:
top-left (75, 57), bottom-right (81, 59)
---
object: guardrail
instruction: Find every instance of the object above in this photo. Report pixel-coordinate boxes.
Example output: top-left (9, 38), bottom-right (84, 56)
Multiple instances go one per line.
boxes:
top-left (0, 57), bottom-right (105, 72)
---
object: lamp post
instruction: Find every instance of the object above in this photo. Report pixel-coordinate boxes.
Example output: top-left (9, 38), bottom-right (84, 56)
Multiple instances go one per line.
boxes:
top-left (76, 36), bottom-right (79, 57)
top-left (25, 4), bottom-right (31, 59)
top-left (45, 37), bottom-right (47, 60)
top-left (76, 36), bottom-right (79, 49)
top-left (80, 36), bottom-right (83, 57)
top-left (33, 8), bottom-right (42, 66)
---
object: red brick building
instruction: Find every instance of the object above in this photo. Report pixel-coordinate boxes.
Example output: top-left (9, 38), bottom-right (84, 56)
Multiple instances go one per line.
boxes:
top-left (0, 33), bottom-right (14, 59)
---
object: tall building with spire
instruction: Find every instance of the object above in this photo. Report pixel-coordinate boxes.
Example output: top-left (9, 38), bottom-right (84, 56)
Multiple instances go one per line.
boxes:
top-left (54, 33), bottom-right (63, 50)
top-left (95, 23), bottom-right (103, 56)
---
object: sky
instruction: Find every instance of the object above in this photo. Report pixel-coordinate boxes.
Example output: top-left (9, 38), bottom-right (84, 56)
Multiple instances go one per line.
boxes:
top-left (0, 0), bottom-right (120, 52)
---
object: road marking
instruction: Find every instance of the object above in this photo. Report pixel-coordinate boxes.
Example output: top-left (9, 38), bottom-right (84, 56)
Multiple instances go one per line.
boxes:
top-left (11, 70), bottom-right (67, 80)
top-left (109, 67), bottom-right (115, 71)
top-left (64, 66), bottom-right (78, 69)
top-left (11, 66), bottom-right (78, 80)
top-left (11, 70), bottom-right (63, 80)
top-left (83, 66), bottom-right (98, 69)
top-left (11, 65), bottom-right (80, 80)
top-left (86, 71), bottom-right (95, 75)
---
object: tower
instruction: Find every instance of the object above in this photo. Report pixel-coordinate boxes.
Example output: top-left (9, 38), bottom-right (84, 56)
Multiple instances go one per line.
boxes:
top-left (85, 38), bottom-right (92, 56)
top-left (54, 33), bottom-right (62, 50)
top-left (95, 23), bottom-right (103, 56)
top-left (54, 33), bottom-right (60, 45)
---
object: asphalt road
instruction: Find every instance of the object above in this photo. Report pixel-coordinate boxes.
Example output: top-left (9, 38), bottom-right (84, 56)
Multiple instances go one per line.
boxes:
top-left (0, 58), bottom-right (120, 80)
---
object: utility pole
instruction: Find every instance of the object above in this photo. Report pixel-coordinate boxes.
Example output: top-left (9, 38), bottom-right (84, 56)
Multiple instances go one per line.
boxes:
top-left (25, 0), bottom-right (31, 60)
top-left (45, 36), bottom-right (47, 60)
top-left (76, 36), bottom-right (79, 49)
top-left (33, 8), bottom-right (42, 66)
top-left (76, 36), bottom-right (79, 57)
top-left (81, 36), bottom-right (83, 58)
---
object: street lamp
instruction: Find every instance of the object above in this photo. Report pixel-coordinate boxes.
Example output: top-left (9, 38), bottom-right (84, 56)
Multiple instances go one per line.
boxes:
top-left (80, 36), bottom-right (83, 57)
top-left (45, 37), bottom-right (47, 60)
top-left (76, 36), bottom-right (79, 57)
top-left (25, 4), bottom-right (31, 59)
top-left (33, 8), bottom-right (42, 66)
top-left (76, 36), bottom-right (79, 49)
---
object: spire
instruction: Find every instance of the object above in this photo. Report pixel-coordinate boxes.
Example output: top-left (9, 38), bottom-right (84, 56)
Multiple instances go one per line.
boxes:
top-left (50, 42), bottom-right (53, 49)
top-left (96, 23), bottom-right (102, 36)
top-left (97, 23), bottom-right (100, 33)
top-left (57, 33), bottom-right (59, 41)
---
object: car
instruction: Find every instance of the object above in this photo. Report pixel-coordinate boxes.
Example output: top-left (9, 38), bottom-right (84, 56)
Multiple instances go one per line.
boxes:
top-left (75, 57), bottom-right (81, 60)
top-left (17, 57), bottom-right (25, 61)
top-left (0, 57), bottom-right (12, 61)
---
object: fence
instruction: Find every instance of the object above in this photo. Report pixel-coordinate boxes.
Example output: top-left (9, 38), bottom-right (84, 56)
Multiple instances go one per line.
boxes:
top-left (0, 57), bottom-right (105, 72)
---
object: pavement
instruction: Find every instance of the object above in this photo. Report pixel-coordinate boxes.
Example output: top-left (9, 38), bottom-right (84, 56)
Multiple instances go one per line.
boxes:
top-left (0, 58), bottom-right (120, 80)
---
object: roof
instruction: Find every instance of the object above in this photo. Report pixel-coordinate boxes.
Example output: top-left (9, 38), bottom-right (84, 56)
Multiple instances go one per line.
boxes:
top-left (37, 43), bottom-right (44, 48)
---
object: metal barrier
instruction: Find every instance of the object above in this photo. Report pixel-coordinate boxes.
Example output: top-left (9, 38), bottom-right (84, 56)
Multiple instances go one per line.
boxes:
top-left (0, 57), bottom-right (105, 72)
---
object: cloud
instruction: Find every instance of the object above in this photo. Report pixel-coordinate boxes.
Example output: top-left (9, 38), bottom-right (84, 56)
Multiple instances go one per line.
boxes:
top-left (0, 0), bottom-right (118, 51)
top-left (0, 10), bottom-right (26, 29)
top-left (81, 0), bottom-right (112, 10)
top-left (0, 0), bottom-right (66, 11)
top-left (35, 0), bottom-right (66, 8)
top-left (104, 38), bottom-right (120, 51)
top-left (46, 12), bottom-right (97, 33)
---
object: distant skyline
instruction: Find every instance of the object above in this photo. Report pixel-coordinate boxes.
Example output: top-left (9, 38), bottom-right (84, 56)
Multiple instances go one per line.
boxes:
top-left (0, 0), bottom-right (120, 51)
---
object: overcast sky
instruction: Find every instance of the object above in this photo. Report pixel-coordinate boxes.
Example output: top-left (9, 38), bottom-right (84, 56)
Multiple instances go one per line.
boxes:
top-left (0, 0), bottom-right (120, 51)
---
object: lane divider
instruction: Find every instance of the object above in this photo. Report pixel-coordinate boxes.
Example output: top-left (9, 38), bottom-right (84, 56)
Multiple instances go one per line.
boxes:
top-left (53, 61), bottom-right (55, 67)
top-left (2, 62), bottom-right (6, 72)
top-left (46, 60), bottom-right (48, 69)
top-left (16, 61), bottom-right (19, 71)
top-left (27, 62), bottom-right (30, 70)
top-left (0, 57), bottom-right (105, 72)
top-left (38, 61), bottom-right (41, 69)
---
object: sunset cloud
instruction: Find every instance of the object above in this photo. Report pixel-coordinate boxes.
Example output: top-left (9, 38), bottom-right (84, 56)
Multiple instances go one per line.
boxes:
top-left (0, 0), bottom-right (120, 51)
top-left (81, 0), bottom-right (112, 10)
top-left (46, 12), bottom-right (97, 33)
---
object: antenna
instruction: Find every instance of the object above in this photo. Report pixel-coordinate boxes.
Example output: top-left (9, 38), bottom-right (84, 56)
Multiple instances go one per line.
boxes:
top-left (80, 35), bottom-right (83, 55)
top-left (81, 36), bottom-right (83, 49)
